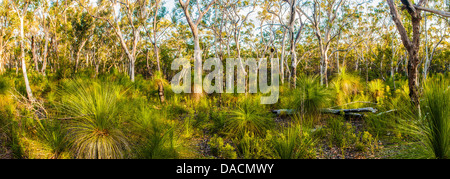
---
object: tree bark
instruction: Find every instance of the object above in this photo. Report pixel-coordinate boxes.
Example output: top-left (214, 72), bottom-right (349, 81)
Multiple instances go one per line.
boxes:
top-left (288, 0), bottom-right (297, 88)
top-left (280, 29), bottom-right (287, 84)
top-left (31, 36), bottom-right (39, 72)
top-left (41, 23), bottom-right (49, 76)
top-left (74, 39), bottom-right (88, 73)
top-left (19, 15), bottom-right (34, 101)
top-left (386, 0), bottom-right (424, 108)
top-left (158, 81), bottom-right (165, 103)
top-left (179, 0), bottom-right (216, 101)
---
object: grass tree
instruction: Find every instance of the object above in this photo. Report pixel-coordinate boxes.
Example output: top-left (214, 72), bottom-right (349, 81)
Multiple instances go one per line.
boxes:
top-left (59, 80), bottom-right (130, 159)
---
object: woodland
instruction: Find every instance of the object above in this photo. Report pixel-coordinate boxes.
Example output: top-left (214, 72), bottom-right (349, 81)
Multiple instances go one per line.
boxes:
top-left (0, 0), bottom-right (449, 159)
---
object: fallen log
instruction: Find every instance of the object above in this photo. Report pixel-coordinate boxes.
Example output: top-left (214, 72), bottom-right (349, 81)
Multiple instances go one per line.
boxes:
top-left (320, 107), bottom-right (378, 114)
top-left (272, 107), bottom-right (378, 118)
top-left (271, 109), bottom-right (295, 115)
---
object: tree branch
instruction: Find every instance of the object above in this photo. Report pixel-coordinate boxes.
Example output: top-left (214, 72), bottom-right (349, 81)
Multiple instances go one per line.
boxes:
top-left (413, 5), bottom-right (450, 18)
top-left (386, 0), bottom-right (412, 50)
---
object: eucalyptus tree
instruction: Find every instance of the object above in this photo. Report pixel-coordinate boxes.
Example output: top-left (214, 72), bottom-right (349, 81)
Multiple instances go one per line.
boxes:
top-left (143, 0), bottom-right (172, 74)
top-left (264, 0), bottom-right (288, 84)
top-left (80, 0), bottom-right (153, 82)
top-left (36, 0), bottom-right (49, 76)
top-left (70, 10), bottom-right (95, 73)
top-left (11, 0), bottom-right (35, 101)
top-left (422, 0), bottom-right (449, 80)
top-left (0, 1), bottom-right (15, 74)
top-left (297, 0), bottom-right (365, 87)
top-left (297, 0), bottom-right (345, 86)
top-left (285, 0), bottom-right (305, 88)
top-left (178, 0), bottom-right (216, 100)
top-left (223, 0), bottom-right (256, 93)
top-left (386, 0), bottom-right (449, 107)
top-left (224, 0), bottom-right (255, 62)
top-left (264, 0), bottom-right (304, 87)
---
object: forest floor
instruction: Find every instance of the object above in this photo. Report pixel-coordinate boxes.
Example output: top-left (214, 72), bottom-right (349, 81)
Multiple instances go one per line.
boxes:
top-left (0, 128), bottom-right (13, 159)
top-left (189, 112), bottom-right (403, 159)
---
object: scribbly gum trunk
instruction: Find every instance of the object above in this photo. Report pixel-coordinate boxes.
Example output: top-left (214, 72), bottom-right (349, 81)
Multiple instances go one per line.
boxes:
top-left (193, 33), bottom-right (203, 101)
top-left (19, 16), bottom-right (34, 101)
top-left (179, 0), bottom-right (215, 101)
top-left (386, 0), bottom-right (431, 109)
top-left (407, 52), bottom-right (420, 107)
top-left (408, 16), bottom-right (422, 108)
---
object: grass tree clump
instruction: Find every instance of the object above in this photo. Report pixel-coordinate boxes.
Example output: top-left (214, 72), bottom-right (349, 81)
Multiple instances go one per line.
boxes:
top-left (131, 104), bottom-right (180, 159)
top-left (368, 79), bottom-right (386, 103)
top-left (59, 79), bottom-right (130, 159)
top-left (293, 74), bottom-right (331, 117)
top-left (331, 68), bottom-right (363, 106)
top-left (224, 97), bottom-right (274, 138)
top-left (35, 119), bottom-right (67, 159)
top-left (421, 76), bottom-right (450, 159)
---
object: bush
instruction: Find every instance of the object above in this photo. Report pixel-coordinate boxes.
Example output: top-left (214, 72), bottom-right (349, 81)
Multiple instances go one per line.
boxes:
top-left (35, 119), bottom-right (67, 158)
top-left (270, 124), bottom-right (316, 159)
top-left (368, 79), bottom-right (386, 103)
top-left (327, 117), bottom-right (357, 149)
top-left (208, 134), bottom-right (237, 159)
top-left (0, 76), bottom-right (11, 95)
top-left (233, 132), bottom-right (273, 159)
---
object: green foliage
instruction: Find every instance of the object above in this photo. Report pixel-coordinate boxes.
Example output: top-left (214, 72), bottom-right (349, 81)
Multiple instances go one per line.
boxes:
top-left (270, 124), bottom-right (316, 159)
top-left (224, 97), bottom-right (274, 138)
top-left (209, 109), bottom-right (227, 134)
top-left (421, 76), bottom-right (450, 159)
top-left (368, 79), bottom-right (386, 103)
top-left (326, 118), bottom-right (357, 149)
top-left (326, 117), bottom-right (379, 155)
top-left (331, 67), bottom-right (363, 106)
top-left (0, 76), bottom-right (11, 95)
top-left (0, 95), bottom-right (24, 158)
top-left (208, 134), bottom-right (237, 159)
top-left (293, 74), bottom-right (331, 116)
top-left (355, 131), bottom-right (378, 153)
top-left (58, 79), bottom-right (130, 159)
top-left (233, 132), bottom-right (273, 159)
top-left (35, 119), bottom-right (67, 158)
top-left (131, 105), bottom-right (180, 159)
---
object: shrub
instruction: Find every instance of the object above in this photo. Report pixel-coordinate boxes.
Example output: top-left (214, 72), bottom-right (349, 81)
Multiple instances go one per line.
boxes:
top-left (270, 124), bottom-right (316, 159)
top-left (355, 131), bottom-right (378, 153)
top-left (208, 134), bottom-right (237, 159)
top-left (0, 76), bottom-right (11, 95)
top-left (233, 132), bottom-right (273, 159)
top-left (326, 117), bottom-right (357, 149)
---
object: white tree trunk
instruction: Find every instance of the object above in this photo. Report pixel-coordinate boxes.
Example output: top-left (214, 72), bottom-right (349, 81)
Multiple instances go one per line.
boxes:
top-left (19, 16), bottom-right (34, 101)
